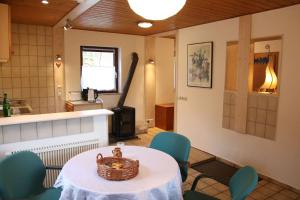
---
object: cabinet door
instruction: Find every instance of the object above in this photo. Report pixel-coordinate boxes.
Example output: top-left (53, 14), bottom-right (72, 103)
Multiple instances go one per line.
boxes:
top-left (0, 4), bottom-right (10, 62)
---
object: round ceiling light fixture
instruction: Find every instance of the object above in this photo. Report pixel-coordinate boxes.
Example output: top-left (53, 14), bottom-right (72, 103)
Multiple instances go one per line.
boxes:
top-left (138, 22), bottom-right (153, 28)
top-left (127, 0), bottom-right (186, 20)
top-left (41, 0), bottom-right (49, 5)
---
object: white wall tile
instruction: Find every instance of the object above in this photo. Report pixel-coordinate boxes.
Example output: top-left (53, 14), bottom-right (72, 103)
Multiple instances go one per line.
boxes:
top-left (229, 118), bottom-right (235, 130)
top-left (222, 117), bottom-right (230, 129)
top-left (19, 24), bottom-right (28, 34)
top-left (246, 121), bottom-right (256, 135)
top-left (20, 45), bottom-right (29, 56)
top-left (268, 96), bottom-right (278, 111)
top-left (29, 45), bottom-right (38, 56)
top-left (81, 117), bottom-right (94, 133)
top-left (257, 95), bottom-right (268, 109)
top-left (37, 46), bottom-right (46, 57)
top-left (45, 36), bottom-right (52, 46)
top-left (3, 125), bottom-right (21, 143)
top-left (28, 25), bottom-right (37, 34)
top-left (20, 56), bottom-right (29, 67)
top-left (37, 121), bottom-right (52, 139)
top-left (37, 35), bottom-right (45, 46)
top-left (247, 107), bottom-right (257, 121)
top-left (45, 27), bottom-right (52, 36)
top-left (265, 125), bottom-right (276, 140)
top-left (29, 35), bottom-right (37, 45)
top-left (37, 26), bottom-right (46, 35)
top-left (21, 123), bottom-right (37, 141)
top-left (230, 94), bottom-right (236, 105)
top-left (20, 34), bottom-right (28, 45)
top-left (12, 33), bottom-right (19, 45)
top-left (256, 109), bottom-right (267, 123)
top-left (255, 123), bottom-right (265, 138)
top-left (266, 111), bottom-right (277, 126)
top-left (223, 104), bottom-right (230, 117)
top-left (248, 95), bottom-right (257, 108)
top-left (0, 127), bottom-right (3, 144)
top-left (67, 119), bottom-right (81, 135)
top-left (11, 24), bottom-right (18, 33)
top-left (12, 45), bottom-right (20, 56)
top-left (53, 120), bottom-right (67, 137)
top-left (223, 92), bottom-right (231, 104)
top-left (229, 105), bottom-right (235, 118)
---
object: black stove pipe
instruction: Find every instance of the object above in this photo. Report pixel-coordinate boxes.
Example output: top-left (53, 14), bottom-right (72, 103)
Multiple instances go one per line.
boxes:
top-left (117, 52), bottom-right (139, 107)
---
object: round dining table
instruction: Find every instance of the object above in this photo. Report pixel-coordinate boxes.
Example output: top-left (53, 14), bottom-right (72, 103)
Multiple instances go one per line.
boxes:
top-left (54, 146), bottom-right (183, 200)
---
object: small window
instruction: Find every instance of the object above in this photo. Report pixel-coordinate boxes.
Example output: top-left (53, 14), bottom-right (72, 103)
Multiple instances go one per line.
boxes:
top-left (80, 46), bottom-right (119, 93)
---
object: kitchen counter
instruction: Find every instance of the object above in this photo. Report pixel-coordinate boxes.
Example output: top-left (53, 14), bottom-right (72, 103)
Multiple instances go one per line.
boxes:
top-left (0, 109), bottom-right (112, 126)
top-left (0, 109), bottom-right (114, 152)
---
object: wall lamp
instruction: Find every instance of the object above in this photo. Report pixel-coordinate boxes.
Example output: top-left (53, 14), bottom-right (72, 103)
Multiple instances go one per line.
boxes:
top-left (64, 19), bottom-right (73, 31)
top-left (259, 44), bottom-right (278, 94)
top-left (148, 59), bottom-right (155, 64)
top-left (55, 55), bottom-right (62, 68)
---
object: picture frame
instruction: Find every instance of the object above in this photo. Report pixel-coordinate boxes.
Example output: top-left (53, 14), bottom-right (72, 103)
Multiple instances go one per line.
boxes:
top-left (187, 42), bottom-right (213, 88)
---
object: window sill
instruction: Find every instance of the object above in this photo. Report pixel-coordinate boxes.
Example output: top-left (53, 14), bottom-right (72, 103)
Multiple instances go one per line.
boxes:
top-left (99, 93), bottom-right (121, 95)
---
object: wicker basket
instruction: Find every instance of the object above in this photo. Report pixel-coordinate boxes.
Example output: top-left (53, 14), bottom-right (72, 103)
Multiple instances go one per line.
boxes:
top-left (96, 148), bottom-right (139, 181)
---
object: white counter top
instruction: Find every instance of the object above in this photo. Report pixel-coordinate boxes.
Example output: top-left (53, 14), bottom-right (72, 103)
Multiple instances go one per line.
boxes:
top-left (67, 100), bottom-right (103, 105)
top-left (0, 109), bottom-right (113, 126)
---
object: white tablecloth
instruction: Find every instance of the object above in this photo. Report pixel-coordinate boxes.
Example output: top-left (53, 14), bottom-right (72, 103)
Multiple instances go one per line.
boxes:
top-left (54, 146), bottom-right (183, 200)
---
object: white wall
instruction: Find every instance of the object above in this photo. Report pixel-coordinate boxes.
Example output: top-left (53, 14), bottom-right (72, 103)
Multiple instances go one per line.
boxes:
top-left (254, 39), bottom-right (282, 53)
top-left (64, 29), bottom-right (145, 125)
top-left (176, 5), bottom-right (300, 189)
top-left (155, 38), bottom-right (175, 104)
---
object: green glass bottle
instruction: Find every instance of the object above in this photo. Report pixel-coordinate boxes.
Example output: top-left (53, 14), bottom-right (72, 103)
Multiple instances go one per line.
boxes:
top-left (3, 93), bottom-right (11, 117)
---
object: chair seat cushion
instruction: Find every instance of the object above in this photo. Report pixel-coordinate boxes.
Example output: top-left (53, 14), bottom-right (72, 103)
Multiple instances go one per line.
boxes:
top-left (183, 191), bottom-right (220, 200)
top-left (29, 187), bottom-right (62, 200)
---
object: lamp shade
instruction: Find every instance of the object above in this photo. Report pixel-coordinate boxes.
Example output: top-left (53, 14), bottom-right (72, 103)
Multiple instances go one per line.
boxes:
top-left (127, 0), bottom-right (186, 20)
top-left (260, 57), bottom-right (278, 93)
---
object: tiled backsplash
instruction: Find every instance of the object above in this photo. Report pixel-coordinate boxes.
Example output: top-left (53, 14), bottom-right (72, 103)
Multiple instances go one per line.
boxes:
top-left (0, 23), bottom-right (55, 114)
top-left (222, 91), bottom-right (236, 130)
top-left (0, 117), bottom-right (94, 144)
top-left (246, 93), bottom-right (278, 140)
top-left (222, 91), bottom-right (279, 140)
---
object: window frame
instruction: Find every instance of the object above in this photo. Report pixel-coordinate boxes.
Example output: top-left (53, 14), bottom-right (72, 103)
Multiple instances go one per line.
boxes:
top-left (80, 46), bottom-right (119, 93)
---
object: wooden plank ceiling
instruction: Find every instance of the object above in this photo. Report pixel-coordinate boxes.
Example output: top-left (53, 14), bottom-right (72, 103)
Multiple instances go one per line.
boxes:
top-left (0, 0), bottom-right (78, 26)
top-left (1, 0), bottom-right (300, 35)
top-left (72, 0), bottom-right (300, 35)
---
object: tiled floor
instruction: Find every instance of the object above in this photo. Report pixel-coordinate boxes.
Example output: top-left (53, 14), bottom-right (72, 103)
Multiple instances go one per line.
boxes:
top-left (120, 127), bottom-right (300, 200)
top-left (122, 127), bottom-right (215, 165)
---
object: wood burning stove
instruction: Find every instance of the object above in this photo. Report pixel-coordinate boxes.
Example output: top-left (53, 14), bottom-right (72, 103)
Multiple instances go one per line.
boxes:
top-left (112, 106), bottom-right (135, 138)
top-left (112, 52), bottom-right (139, 140)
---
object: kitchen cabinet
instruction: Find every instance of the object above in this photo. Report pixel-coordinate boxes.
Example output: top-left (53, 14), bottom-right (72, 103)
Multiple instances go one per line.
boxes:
top-left (65, 101), bottom-right (103, 112)
top-left (0, 3), bottom-right (11, 62)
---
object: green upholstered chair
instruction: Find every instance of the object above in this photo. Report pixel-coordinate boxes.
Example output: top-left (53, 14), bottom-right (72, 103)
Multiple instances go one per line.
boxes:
top-left (149, 132), bottom-right (191, 182)
top-left (184, 166), bottom-right (258, 200)
top-left (0, 151), bottom-right (62, 200)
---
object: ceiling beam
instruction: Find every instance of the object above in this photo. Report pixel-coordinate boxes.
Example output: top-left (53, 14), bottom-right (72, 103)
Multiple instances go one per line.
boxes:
top-left (54, 0), bottom-right (102, 28)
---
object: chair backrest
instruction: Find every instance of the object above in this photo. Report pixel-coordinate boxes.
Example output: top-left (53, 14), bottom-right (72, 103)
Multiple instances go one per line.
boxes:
top-left (150, 132), bottom-right (191, 182)
top-left (229, 166), bottom-right (258, 200)
top-left (0, 151), bottom-right (46, 199)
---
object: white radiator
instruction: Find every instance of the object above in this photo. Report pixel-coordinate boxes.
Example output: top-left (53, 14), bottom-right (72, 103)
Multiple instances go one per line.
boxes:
top-left (9, 139), bottom-right (100, 187)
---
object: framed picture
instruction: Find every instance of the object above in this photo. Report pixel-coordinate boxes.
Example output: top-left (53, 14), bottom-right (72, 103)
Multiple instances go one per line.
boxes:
top-left (187, 42), bottom-right (213, 88)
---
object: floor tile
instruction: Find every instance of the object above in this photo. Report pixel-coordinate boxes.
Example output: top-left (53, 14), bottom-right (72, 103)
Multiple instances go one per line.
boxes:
top-left (122, 127), bottom-right (298, 200)
top-left (279, 190), bottom-right (300, 199)
top-left (215, 192), bottom-right (231, 200)
top-left (202, 186), bottom-right (221, 196)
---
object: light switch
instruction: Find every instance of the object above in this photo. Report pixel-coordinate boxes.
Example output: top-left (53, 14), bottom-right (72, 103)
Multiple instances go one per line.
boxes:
top-left (57, 85), bottom-right (62, 97)
top-left (178, 96), bottom-right (188, 101)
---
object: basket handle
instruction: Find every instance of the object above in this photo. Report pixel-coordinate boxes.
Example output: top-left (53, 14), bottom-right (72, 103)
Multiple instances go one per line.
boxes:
top-left (96, 153), bottom-right (103, 161)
